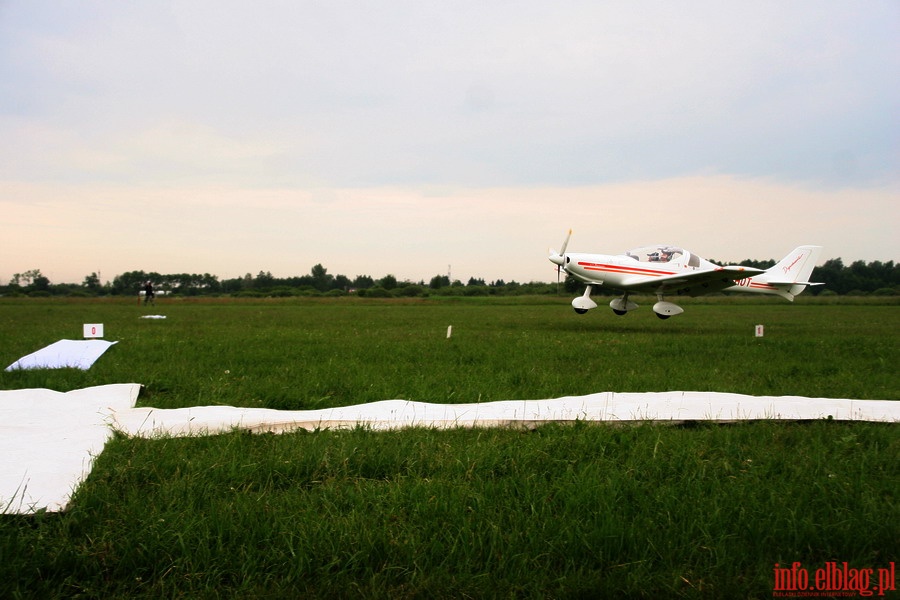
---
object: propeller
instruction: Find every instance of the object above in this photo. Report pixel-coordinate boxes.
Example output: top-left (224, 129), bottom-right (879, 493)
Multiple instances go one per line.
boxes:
top-left (549, 229), bottom-right (572, 290)
top-left (548, 229), bottom-right (571, 266)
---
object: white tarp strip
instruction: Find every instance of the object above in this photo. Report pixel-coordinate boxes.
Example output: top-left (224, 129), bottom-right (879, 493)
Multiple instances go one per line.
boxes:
top-left (2, 386), bottom-right (897, 514)
top-left (112, 392), bottom-right (900, 438)
top-left (4, 339), bottom-right (118, 371)
top-left (0, 384), bottom-right (141, 514)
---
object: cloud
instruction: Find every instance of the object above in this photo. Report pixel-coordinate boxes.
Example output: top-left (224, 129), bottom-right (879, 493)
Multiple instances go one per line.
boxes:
top-left (0, 2), bottom-right (896, 285)
top-left (3, 1), bottom-right (897, 187)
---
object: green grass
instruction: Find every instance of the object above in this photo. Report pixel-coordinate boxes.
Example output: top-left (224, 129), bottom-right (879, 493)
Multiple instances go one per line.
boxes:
top-left (1, 296), bottom-right (898, 598)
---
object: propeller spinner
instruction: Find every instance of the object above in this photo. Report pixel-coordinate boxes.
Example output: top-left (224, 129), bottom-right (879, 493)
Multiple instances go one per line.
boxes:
top-left (549, 229), bottom-right (572, 288)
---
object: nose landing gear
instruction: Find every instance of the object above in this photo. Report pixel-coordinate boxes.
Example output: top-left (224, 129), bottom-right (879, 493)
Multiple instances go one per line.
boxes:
top-left (572, 286), bottom-right (598, 314)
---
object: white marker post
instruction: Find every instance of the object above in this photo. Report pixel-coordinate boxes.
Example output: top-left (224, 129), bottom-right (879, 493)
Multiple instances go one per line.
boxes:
top-left (755, 324), bottom-right (764, 338)
top-left (446, 325), bottom-right (452, 339)
top-left (83, 324), bottom-right (104, 339)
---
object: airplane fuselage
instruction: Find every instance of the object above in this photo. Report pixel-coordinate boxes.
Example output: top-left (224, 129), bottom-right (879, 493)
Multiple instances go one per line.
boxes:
top-left (549, 235), bottom-right (822, 319)
top-left (564, 252), bottom-right (700, 288)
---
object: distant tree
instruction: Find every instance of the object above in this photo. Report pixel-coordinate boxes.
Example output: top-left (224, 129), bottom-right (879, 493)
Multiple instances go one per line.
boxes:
top-left (200, 273), bottom-right (221, 293)
top-left (219, 277), bottom-right (243, 293)
top-left (352, 275), bottom-right (374, 289)
top-left (467, 277), bottom-right (486, 286)
top-left (429, 275), bottom-right (450, 289)
top-left (361, 287), bottom-right (391, 298)
top-left (165, 273), bottom-right (217, 295)
top-left (11, 269), bottom-right (44, 287)
top-left (254, 271), bottom-right (275, 289)
top-left (82, 272), bottom-right (102, 292)
top-left (378, 274), bottom-right (398, 290)
top-left (814, 258), bottom-right (845, 294)
top-left (738, 258), bottom-right (776, 270)
top-left (397, 284), bottom-right (425, 297)
top-left (31, 274), bottom-right (51, 292)
top-left (333, 274), bottom-right (352, 291)
top-left (310, 264), bottom-right (333, 292)
top-left (112, 270), bottom-right (150, 295)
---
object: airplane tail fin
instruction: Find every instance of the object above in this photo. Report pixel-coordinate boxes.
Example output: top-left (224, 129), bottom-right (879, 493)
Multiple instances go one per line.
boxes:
top-left (756, 245), bottom-right (824, 300)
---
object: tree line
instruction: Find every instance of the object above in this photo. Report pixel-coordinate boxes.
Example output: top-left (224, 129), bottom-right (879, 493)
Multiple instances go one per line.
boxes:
top-left (2, 265), bottom-right (556, 298)
top-left (2, 258), bottom-right (898, 298)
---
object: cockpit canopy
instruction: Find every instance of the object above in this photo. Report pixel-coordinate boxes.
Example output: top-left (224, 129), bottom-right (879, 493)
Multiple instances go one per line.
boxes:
top-left (620, 246), bottom-right (701, 268)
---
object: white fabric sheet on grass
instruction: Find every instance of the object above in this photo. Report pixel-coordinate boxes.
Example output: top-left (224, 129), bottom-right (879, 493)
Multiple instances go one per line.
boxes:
top-left (5, 339), bottom-right (118, 371)
top-left (0, 384), bottom-right (141, 514)
top-left (3, 387), bottom-right (897, 514)
top-left (112, 392), bottom-right (900, 438)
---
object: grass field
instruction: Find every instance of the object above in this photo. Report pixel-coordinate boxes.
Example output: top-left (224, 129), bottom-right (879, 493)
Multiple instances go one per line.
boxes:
top-left (1, 296), bottom-right (898, 598)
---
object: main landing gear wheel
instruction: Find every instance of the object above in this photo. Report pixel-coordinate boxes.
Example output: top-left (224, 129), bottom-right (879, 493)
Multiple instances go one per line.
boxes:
top-left (652, 300), bottom-right (683, 319)
top-left (574, 308), bottom-right (589, 315)
top-left (613, 309), bottom-right (627, 316)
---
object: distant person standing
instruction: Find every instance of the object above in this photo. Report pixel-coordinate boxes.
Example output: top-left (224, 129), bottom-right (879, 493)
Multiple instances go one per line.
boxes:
top-left (143, 280), bottom-right (155, 305)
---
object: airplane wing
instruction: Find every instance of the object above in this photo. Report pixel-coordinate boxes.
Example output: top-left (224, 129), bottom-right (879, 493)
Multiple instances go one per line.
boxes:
top-left (620, 266), bottom-right (766, 296)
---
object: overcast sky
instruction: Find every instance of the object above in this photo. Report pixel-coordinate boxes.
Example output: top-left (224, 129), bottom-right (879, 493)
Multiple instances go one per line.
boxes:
top-left (1, 1), bottom-right (897, 285)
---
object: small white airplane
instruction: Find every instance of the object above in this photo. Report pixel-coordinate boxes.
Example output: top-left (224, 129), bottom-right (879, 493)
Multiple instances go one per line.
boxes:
top-left (549, 230), bottom-right (823, 319)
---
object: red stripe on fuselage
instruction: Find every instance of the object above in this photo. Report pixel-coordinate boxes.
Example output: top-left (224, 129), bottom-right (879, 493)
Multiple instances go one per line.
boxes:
top-left (576, 262), bottom-right (676, 277)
